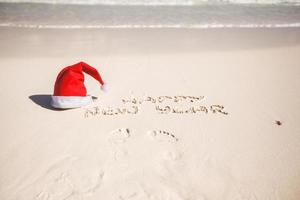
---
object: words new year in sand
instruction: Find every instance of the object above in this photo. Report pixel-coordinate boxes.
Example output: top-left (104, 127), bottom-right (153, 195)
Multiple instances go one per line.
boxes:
top-left (84, 95), bottom-right (228, 118)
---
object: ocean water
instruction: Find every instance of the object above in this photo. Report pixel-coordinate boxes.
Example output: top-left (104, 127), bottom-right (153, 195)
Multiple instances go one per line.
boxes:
top-left (1, 0), bottom-right (300, 5)
top-left (0, 1), bottom-right (300, 28)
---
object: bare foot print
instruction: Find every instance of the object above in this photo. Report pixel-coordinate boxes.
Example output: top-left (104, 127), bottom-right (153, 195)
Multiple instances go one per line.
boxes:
top-left (147, 130), bottom-right (179, 143)
top-left (147, 130), bottom-right (181, 162)
top-left (109, 128), bottom-right (131, 144)
top-left (34, 156), bottom-right (77, 200)
top-left (108, 128), bottom-right (132, 160)
top-left (33, 157), bottom-right (105, 200)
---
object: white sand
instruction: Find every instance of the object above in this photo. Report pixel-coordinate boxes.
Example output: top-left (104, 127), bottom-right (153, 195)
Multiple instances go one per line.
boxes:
top-left (0, 28), bottom-right (300, 200)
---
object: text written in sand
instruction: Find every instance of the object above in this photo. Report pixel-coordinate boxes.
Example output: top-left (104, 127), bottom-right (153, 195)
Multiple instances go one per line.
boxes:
top-left (84, 95), bottom-right (228, 118)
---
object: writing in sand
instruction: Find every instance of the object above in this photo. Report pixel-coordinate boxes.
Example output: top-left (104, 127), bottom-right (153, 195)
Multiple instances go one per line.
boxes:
top-left (84, 95), bottom-right (228, 118)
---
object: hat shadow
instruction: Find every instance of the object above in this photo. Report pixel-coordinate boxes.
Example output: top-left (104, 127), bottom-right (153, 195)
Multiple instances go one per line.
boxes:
top-left (29, 94), bottom-right (63, 111)
top-left (29, 94), bottom-right (98, 111)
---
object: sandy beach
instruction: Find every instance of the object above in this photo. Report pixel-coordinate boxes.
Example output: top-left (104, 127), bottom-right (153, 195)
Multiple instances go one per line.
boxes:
top-left (0, 27), bottom-right (300, 200)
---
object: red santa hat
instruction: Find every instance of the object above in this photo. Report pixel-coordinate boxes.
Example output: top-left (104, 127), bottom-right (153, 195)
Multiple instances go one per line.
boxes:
top-left (51, 61), bottom-right (106, 109)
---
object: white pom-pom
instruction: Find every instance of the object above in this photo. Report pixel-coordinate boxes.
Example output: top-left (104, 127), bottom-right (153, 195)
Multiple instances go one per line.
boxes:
top-left (101, 83), bottom-right (108, 92)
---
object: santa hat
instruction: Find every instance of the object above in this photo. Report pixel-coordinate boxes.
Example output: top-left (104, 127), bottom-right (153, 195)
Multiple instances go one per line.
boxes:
top-left (51, 61), bottom-right (106, 109)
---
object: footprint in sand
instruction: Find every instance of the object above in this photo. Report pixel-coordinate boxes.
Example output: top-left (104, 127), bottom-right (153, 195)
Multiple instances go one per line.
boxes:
top-left (33, 157), bottom-right (104, 200)
top-left (147, 130), bottom-right (182, 162)
top-left (147, 130), bottom-right (179, 143)
top-left (109, 128), bottom-right (131, 144)
top-left (108, 128), bottom-right (132, 160)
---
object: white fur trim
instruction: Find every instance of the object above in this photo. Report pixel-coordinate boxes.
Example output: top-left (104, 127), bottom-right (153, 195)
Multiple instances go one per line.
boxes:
top-left (51, 96), bottom-right (92, 109)
top-left (101, 83), bottom-right (108, 92)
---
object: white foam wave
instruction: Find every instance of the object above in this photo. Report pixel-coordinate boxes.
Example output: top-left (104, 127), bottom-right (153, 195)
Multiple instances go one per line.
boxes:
top-left (0, 0), bottom-right (300, 5)
top-left (1, 23), bottom-right (300, 29)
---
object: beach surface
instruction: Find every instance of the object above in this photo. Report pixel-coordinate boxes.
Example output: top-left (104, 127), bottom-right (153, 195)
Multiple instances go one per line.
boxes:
top-left (0, 27), bottom-right (300, 200)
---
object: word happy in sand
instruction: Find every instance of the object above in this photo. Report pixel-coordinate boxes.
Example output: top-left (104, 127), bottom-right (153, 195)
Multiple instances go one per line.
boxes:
top-left (84, 95), bottom-right (228, 118)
